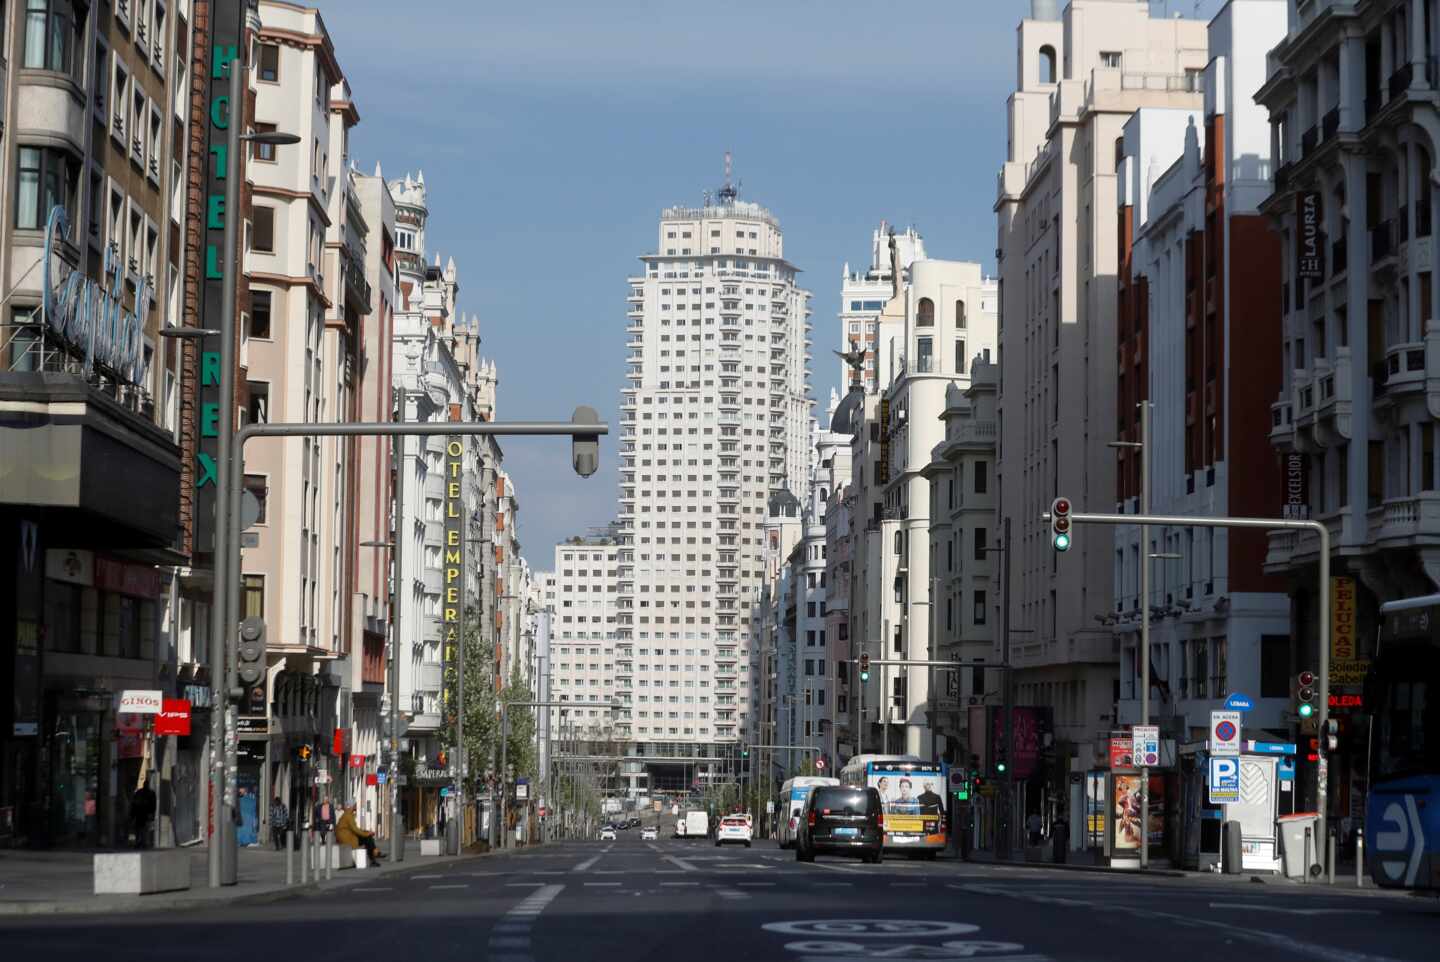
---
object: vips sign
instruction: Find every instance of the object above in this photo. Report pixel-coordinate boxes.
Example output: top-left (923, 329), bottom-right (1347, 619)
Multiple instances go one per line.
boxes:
top-left (155, 699), bottom-right (192, 737)
top-left (1297, 191), bottom-right (1325, 280)
top-left (442, 436), bottom-right (465, 735)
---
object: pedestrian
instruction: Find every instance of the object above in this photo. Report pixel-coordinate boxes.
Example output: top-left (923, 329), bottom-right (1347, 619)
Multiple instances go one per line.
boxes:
top-left (1026, 811), bottom-right (1043, 847)
top-left (130, 781), bottom-right (157, 849)
top-left (1052, 815), bottom-right (1069, 864)
top-left (337, 803), bottom-right (384, 862)
top-left (313, 796), bottom-right (335, 846)
top-left (269, 796), bottom-right (289, 851)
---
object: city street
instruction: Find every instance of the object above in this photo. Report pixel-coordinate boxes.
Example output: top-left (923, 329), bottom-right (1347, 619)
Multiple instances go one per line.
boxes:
top-left (1, 839), bottom-right (1435, 962)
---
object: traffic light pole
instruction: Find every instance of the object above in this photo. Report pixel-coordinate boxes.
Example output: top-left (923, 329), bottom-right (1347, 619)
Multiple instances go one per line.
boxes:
top-left (1052, 508), bottom-right (1332, 869)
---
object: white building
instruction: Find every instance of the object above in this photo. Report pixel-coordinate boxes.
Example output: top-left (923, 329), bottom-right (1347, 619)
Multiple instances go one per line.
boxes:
top-left (994, 0), bottom-right (1208, 818)
top-left (616, 175), bottom-right (813, 789)
top-left (840, 225), bottom-right (926, 393)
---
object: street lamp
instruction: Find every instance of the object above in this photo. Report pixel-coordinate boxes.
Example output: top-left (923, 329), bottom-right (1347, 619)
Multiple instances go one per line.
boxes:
top-left (158, 327), bottom-right (222, 338)
top-left (207, 49), bottom-right (301, 888)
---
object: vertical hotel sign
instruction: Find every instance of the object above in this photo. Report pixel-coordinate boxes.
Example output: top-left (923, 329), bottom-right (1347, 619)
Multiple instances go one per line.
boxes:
top-left (1296, 191), bottom-right (1324, 281)
top-left (1330, 575), bottom-right (1367, 686)
top-left (194, 1), bottom-right (246, 553)
top-left (442, 437), bottom-right (465, 740)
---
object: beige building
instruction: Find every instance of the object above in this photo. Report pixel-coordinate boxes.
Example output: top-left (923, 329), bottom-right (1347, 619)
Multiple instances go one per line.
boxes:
top-left (994, 0), bottom-right (1207, 819)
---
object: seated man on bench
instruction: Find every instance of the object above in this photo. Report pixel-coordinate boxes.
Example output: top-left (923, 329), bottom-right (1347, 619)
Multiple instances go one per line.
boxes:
top-left (336, 803), bottom-right (385, 863)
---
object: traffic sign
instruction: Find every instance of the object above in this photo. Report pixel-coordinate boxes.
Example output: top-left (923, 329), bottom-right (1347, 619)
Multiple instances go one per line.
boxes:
top-left (1245, 741), bottom-right (1296, 755)
top-left (1208, 756), bottom-right (1240, 804)
top-left (376, 770), bottom-right (388, 785)
top-left (314, 771), bottom-right (331, 785)
top-left (1210, 710), bottom-right (1241, 756)
top-left (1224, 692), bottom-right (1255, 712)
top-left (1131, 725), bottom-right (1160, 768)
top-left (815, 758), bottom-right (826, 771)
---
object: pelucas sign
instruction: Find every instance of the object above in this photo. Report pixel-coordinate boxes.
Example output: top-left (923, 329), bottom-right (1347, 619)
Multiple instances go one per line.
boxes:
top-left (42, 205), bottom-right (151, 385)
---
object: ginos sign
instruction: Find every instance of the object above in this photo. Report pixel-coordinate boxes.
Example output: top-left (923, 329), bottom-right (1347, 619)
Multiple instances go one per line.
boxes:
top-left (42, 206), bottom-right (150, 385)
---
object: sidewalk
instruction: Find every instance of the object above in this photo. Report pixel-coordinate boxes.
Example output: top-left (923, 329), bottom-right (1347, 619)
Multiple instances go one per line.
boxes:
top-left (0, 839), bottom-right (509, 917)
top-left (959, 848), bottom-right (1409, 896)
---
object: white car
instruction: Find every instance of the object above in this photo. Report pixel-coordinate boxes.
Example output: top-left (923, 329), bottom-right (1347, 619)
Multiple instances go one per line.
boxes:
top-left (641, 826), bottom-right (658, 840)
top-left (715, 815), bottom-right (753, 847)
top-left (600, 827), bottom-right (617, 841)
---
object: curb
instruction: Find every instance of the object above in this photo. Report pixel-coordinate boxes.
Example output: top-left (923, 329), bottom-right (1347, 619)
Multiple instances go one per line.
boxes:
top-left (966, 858), bottom-right (1186, 878)
top-left (0, 844), bottom-right (536, 918)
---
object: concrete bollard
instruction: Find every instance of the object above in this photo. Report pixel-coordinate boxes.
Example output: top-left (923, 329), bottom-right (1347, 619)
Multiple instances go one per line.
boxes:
top-left (1222, 820), bottom-right (1243, 875)
top-left (1356, 829), bottom-right (1364, 887)
top-left (326, 842), bottom-right (334, 880)
top-left (286, 830), bottom-right (294, 886)
top-left (1327, 830), bottom-right (1335, 885)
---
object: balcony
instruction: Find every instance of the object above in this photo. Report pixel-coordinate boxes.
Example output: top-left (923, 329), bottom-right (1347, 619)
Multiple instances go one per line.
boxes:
top-left (1381, 341), bottom-right (1427, 395)
top-left (417, 661), bottom-right (443, 692)
top-left (1301, 125), bottom-right (1318, 157)
top-left (340, 248), bottom-right (373, 313)
top-left (1368, 494), bottom-right (1440, 547)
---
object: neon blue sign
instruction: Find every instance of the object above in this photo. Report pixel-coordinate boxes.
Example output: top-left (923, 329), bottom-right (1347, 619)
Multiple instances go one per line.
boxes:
top-left (41, 205), bottom-right (150, 385)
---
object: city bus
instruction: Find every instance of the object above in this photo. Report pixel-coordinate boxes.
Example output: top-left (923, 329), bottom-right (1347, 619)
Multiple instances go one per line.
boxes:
top-left (839, 754), bottom-right (947, 857)
top-left (1367, 595), bottom-right (1440, 890)
top-left (773, 776), bottom-right (840, 849)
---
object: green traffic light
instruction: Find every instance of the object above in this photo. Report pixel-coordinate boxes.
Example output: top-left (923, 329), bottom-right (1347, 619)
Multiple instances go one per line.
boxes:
top-left (1298, 703), bottom-right (1315, 718)
top-left (996, 761), bottom-right (1008, 773)
top-left (1053, 533), bottom-right (1071, 552)
top-left (860, 671), bottom-right (870, 682)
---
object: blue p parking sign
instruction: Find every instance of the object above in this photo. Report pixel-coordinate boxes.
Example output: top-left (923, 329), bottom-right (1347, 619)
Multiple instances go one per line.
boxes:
top-left (1208, 756), bottom-right (1240, 804)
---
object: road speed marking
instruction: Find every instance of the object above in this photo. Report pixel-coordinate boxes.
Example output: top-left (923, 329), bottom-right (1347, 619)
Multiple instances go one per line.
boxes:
top-left (763, 920), bottom-right (981, 939)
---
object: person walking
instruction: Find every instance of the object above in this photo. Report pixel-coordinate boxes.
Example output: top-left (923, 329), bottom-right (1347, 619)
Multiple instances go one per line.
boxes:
top-left (269, 796), bottom-right (289, 851)
top-left (336, 803), bottom-right (384, 863)
top-left (313, 796), bottom-right (335, 847)
top-left (1026, 811), bottom-right (1044, 847)
top-left (130, 782), bottom-right (157, 849)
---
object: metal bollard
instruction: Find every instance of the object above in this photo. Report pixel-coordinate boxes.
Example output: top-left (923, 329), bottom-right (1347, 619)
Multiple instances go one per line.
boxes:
top-left (1303, 827), bottom-right (1312, 885)
top-left (325, 841), bottom-right (333, 880)
top-left (1327, 830), bottom-right (1335, 885)
top-left (301, 827), bottom-right (309, 884)
top-left (286, 830), bottom-right (294, 886)
top-left (1356, 829), bottom-right (1365, 888)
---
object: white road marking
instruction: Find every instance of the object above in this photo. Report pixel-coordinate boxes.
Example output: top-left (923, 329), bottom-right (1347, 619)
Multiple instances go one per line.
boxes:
top-left (353, 886), bottom-right (392, 892)
top-left (506, 882), bottom-right (547, 888)
top-left (715, 888), bottom-right (749, 900)
top-left (430, 884), bottom-right (468, 890)
top-left (488, 884), bottom-right (564, 962)
top-left (963, 884), bottom-right (1404, 962)
top-left (661, 881), bottom-right (699, 887)
top-left (663, 854), bottom-right (701, 872)
top-left (584, 882), bottom-right (622, 887)
top-left (813, 881), bottom-right (853, 887)
top-left (412, 873), bottom-right (445, 879)
top-left (1208, 903), bottom-right (1380, 916)
top-left (573, 856), bottom-right (601, 872)
top-left (810, 860), bottom-right (867, 874)
top-left (736, 881), bottom-right (776, 887)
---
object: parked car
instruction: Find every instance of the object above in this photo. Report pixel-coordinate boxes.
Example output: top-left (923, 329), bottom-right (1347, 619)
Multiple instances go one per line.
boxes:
top-left (600, 827), bottom-right (617, 841)
top-left (715, 815), bottom-right (753, 847)
top-left (795, 785), bottom-right (883, 864)
top-left (641, 826), bottom-right (658, 841)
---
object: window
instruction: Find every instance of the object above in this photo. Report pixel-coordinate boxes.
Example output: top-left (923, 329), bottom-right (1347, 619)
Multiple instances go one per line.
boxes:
top-left (15, 146), bottom-right (79, 230)
top-left (243, 475), bottom-right (269, 524)
top-left (249, 290), bottom-right (273, 339)
top-left (955, 339), bottom-right (967, 374)
top-left (242, 575), bottom-right (265, 619)
top-left (955, 300), bottom-right (967, 328)
top-left (973, 527), bottom-right (987, 562)
top-left (1039, 45), bottom-right (1057, 84)
top-left (252, 205), bottom-right (275, 253)
top-left (917, 297), bottom-right (934, 326)
top-left (257, 42), bottom-right (279, 82)
top-left (917, 336), bottom-right (933, 371)
top-left (253, 122), bottom-right (279, 162)
top-left (24, 0), bottom-right (84, 78)
top-left (1100, 51), bottom-right (1122, 68)
top-left (974, 460), bottom-right (988, 494)
top-left (245, 381), bottom-right (269, 424)
top-left (973, 590), bottom-right (987, 625)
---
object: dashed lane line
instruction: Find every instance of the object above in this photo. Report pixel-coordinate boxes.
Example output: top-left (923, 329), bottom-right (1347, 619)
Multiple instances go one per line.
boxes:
top-left (506, 882), bottom-right (547, 888)
top-left (486, 883), bottom-right (563, 962)
top-left (431, 884), bottom-right (468, 890)
top-left (412, 873), bottom-right (445, 880)
top-left (353, 886), bottom-right (393, 892)
top-left (715, 888), bottom-right (749, 901)
top-left (573, 856), bottom-right (601, 872)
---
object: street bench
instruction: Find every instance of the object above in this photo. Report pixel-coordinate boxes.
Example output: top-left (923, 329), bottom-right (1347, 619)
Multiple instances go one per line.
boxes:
top-left (94, 851), bottom-right (191, 895)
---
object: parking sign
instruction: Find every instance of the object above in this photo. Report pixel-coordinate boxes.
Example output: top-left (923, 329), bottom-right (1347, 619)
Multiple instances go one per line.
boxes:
top-left (1208, 756), bottom-right (1240, 804)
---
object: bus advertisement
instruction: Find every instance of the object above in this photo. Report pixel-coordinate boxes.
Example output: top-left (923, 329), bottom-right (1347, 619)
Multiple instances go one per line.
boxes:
top-left (840, 754), bottom-right (947, 855)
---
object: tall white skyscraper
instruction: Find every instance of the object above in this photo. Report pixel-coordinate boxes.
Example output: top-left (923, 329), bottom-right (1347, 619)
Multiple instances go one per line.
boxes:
top-left (616, 173), bottom-right (813, 791)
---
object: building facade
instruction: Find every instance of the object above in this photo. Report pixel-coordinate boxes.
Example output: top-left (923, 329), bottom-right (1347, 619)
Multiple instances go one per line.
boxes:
top-left (994, 0), bottom-right (1208, 832)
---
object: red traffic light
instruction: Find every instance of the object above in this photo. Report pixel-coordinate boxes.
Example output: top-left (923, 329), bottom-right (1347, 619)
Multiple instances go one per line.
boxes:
top-left (1054, 498), bottom-right (1071, 516)
top-left (1298, 670), bottom-right (1315, 688)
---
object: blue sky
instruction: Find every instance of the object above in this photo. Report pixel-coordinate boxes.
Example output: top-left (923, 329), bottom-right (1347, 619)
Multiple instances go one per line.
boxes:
top-left (325, 0), bottom-right (1231, 569)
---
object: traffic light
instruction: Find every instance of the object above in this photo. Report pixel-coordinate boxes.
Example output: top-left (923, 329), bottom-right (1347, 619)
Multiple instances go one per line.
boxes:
top-left (1324, 718), bottom-right (1338, 753)
top-left (954, 774), bottom-right (971, 802)
top-left (741, 746), bottom-right (749, 759)
top-left (296, 745), bottom-right (311, 763)
top-left (859, 653), bottom-right (871, 682)
top-left (237, 616), bottom-right (266, 687)
top-left (1297, 670), bottom-right (1317, 719)
top-left (572, 405), bottom-right (600, 478)
top-left (1050, 497), bottom-right (1073, 552)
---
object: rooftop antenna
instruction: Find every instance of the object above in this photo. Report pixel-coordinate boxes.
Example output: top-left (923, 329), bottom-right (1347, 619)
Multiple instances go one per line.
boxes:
top-left (718, 151), bottom-right (738, 204)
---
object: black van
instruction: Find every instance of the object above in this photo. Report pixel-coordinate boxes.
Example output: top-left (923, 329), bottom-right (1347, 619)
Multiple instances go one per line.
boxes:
top-left (796, 785), bottom-right (884, 864)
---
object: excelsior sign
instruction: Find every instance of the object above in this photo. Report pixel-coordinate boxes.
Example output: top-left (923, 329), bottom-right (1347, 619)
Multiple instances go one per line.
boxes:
top-left (42, 206), bottom-right (150, 384)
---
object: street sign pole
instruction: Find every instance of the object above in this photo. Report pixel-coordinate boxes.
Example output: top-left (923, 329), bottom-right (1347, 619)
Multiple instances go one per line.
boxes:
top-left (1055, 508), bottom-right (1331, 868)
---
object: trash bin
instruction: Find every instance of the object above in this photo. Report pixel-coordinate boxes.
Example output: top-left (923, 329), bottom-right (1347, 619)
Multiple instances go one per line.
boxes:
top-left (1277, 812), bottom-right (1319, 879)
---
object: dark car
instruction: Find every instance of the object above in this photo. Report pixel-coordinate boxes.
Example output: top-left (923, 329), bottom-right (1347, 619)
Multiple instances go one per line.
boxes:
top-left (796, 786), bottom-right (883, 864)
